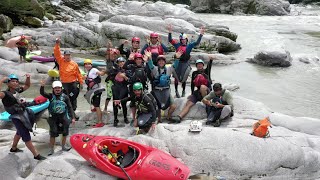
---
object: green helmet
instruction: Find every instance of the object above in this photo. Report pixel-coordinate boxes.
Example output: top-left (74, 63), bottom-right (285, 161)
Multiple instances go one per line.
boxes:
top-left (133, 82), bottom-right (143, 90)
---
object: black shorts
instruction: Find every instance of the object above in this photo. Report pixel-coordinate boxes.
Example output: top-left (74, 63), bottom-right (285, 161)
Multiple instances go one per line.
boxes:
top-left (11, 117), bottom-right (34, 142)
top-left (47, 114), bottom-right (70, 137)
top-left (18, 47), bottom-right (27, 57)
top-left (187, 88), bottom-right (209, 104)
top-left (91, 92), bottom-right (102, 107)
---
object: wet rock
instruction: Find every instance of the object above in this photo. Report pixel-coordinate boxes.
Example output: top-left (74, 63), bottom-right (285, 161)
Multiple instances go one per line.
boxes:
top-left (247, 51), bottom-right (292, 67)
top-left (23, 17), bottom-right (43, 28)
top-left (84, 12), bottom-right (100, 22)
top-left (0, 14), bottom-right (14, 33)
top-left (61, 0), bottom-right (92, 10)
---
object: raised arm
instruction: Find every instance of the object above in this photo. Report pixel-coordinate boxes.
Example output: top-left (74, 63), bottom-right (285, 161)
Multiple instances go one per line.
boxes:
top-left (40, 85), bottom-right (52, 99)
top-left (22, 74), bottom-right (31, 91)
top-left (54, 38), bottom-right (64, 65)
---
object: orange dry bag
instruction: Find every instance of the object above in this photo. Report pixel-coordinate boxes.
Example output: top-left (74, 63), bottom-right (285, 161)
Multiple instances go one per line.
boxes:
top-left (252, 117), bottom-right (272, 138)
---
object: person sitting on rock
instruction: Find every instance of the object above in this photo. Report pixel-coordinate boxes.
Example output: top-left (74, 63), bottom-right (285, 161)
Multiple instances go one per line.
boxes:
top-left (110, 57), bottom-right (130, 127)
top-left (145, 50), bottom-right (180, 123)
top-left (16, 35), bottom-right (29, 63)
top-left (0, 74), bottom-right (46, 160)
top-left (114, 82), bottom-right (158, 134)
top-left (40, 80), bottom-right (76, 155)
top-left (119, 37), bottom-right (141, 60)
top-left (54, 38), bottom-right (83, 119)
top-left (167, 24), bottom-right (205, 98)
top-left (83, 59), bottom-right (106, 128)
top-left (175, 59), bottom-right (212, 123)
top-left (202, 83), bottom-right (234, 127)
top-left (104, 47), bottom-right (120, 113)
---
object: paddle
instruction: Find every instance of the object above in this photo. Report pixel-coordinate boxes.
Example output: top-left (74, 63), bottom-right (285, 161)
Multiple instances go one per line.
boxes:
top-left (101, 146), bottom-right (132, 180)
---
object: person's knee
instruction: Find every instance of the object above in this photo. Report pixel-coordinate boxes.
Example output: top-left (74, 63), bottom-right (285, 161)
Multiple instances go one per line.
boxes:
top-left (200, 85), bottom-right (208, 93)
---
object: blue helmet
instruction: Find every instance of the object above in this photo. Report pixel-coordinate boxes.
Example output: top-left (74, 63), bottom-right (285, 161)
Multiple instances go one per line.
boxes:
top-left (196, 59), bottom-right (204, 65)
top-left (8, 74), bottom-right (19, 82)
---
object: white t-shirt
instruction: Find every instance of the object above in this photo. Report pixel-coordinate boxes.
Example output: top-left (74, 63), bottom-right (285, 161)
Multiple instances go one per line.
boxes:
top-left (87, 68), bottom-right (99, 79)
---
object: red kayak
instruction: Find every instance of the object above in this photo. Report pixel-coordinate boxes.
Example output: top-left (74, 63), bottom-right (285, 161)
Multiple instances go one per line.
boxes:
top-left (70, 134), bottom-right (190, 180)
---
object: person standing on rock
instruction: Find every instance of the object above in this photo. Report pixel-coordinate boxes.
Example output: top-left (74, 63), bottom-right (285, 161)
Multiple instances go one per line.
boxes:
top-left (145, 51), bottom-right (179, 123)
top-left (40, 80), bottom-right (76, 155)
top-left (119, 37), bottom-right (141, 60)
top-left (0, 74), bottom-right (46, 160)
top-left (54, 38), bottom-right (83, 119)
top-left (114, 82), bottom-right (158, 134)
top-left (110, 57), bottom-right (130, 127)
top-left (202, 83), bottom-right (234, 127)
top-left (104, 47), bottom-right (120, 113)
top-left (167, 24), bottom-right (205, 98)
top-left (16, 35), bottom-right (29, 63)
top-left (83, 59), bottom-right (106, 128)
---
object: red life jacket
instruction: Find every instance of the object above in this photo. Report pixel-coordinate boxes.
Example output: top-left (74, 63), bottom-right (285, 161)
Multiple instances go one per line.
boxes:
top-left (176, 45), bottom-right (187, 54)
top-left (193, 74), bottom-right (208, 87)
top-left (146, 45), bottom-right (164, 55)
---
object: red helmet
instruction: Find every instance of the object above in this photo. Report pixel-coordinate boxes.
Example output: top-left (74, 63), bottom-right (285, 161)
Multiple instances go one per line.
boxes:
top-left (132, 37), bottom-right (140, 43)
top-left (21, 35), bottom-right (26, 39)
top-left (108, 48), bottom-right (120, 55)
top-left (134, 53), bottom-right (143, 60)
top-left (150, 32), bottom-right (159, 38)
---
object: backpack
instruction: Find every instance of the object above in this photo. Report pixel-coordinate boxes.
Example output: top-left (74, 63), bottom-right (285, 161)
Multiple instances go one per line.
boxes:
top-left (251, 117), bottom-right (272, 138)
top-left (48, 94), bottom-right (68, 115)
top-left (153, 67), bottom-right (170, 87)
top-left (133, 67), bottom-right (148, 84)
top-left (193, 74), bottom-right (208, 87)
top-left (33, 95), bottom-right (48, 105)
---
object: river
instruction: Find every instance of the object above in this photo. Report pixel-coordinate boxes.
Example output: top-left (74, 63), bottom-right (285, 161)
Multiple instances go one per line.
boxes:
top-left (197, 12), bottom-right (320, 118)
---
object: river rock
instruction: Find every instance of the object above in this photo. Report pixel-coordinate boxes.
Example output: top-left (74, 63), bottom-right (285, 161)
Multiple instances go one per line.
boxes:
top-left (190, 0), bottom-right (291, 15)
top-left (61, 0), bottom-right (92, 10)
top-left (0, 14), bottom-right (14, 33)
top-left (84, 12), bottom-right (100, 22)
top-left (0, 47), bottom-right (20, 62)
top-left (247, 51), bottom-right (293, 67)
top-left (23, 17), bottom-right (43, 28)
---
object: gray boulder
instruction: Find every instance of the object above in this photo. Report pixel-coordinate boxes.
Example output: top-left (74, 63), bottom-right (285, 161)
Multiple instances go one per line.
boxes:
top-left (247, 51), bottom-right (293, 67)
top-left (23, 17), bottom-right (43, 28)
top-left (0, 47), bottom-right (20, 62)
top-left (0, 14), bottom-right (14, 33)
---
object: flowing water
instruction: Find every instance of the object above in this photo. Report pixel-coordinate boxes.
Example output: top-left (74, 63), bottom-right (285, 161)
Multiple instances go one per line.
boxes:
top-left (197, 12), bottom-right (320, 118)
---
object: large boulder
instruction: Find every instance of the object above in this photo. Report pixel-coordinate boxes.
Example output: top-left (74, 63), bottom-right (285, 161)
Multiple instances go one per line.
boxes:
top-left (0, 14), bottom-right (14, 33)
top-left (61, 0), bottom-right (92, 10)
top-left (190, 0), bottom-right (291, 15)
top-left (0, 0), bottom-right (45, 23)
top-left (23, 16), bottom-right (43, 28)
top-left (247, 51), bottom-right (293, 67)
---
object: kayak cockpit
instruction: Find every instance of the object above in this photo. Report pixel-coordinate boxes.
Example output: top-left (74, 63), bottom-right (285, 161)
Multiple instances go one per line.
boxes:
top-left (96, 140), bottom-right (139, 169)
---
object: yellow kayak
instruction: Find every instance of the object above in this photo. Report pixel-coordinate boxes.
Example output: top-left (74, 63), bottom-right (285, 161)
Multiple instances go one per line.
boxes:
top-left (48, 69), bottom-right (86, 78)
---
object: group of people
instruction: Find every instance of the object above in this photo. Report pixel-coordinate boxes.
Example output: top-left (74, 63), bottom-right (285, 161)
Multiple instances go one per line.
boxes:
top-left (0, 25), bottom-right (234, 158)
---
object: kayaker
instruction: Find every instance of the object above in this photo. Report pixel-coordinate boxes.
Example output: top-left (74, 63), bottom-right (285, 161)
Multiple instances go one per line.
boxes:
top-left (83, 59), bottom-right (106, 128)
top-left (175, 58), bottom-right (213, 123)
top-left (0, 74), bottom-right (46, 160)
top-left (167, 24), bottom-right (205, 97)
top-left (110, 57), bottom-right (129, 127)
top-left (16, 35), bottom-right (29, 63)
top-left (145, 51), bottom-right (179, 123)
top-left (104, 48), bottom-right (120, 113)
top-left (114, 82), bottom-right (158, 134)
top-left (54, 38), bottom-right (83, 119)
top-left (202, 83), bottom-right (234, 127)
top-left (141, 32), bottom-right (169, 89)
top-left (119, 37), bottom-right (141, 60)
top-left (40, 80), bottom-right (76, 155)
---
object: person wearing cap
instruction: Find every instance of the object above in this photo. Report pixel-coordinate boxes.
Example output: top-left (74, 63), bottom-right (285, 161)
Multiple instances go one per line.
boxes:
top-left (54, 38), bottom-right (83, 117)
top-left (176, 57), bottom-right (213, 123)
top-left (167, 24), bottom-right (205, 98)
top-left (104, 48), bottom-right (120, 113)
top-left (83, 59), bottom-right (106, 128)
top-left (16, 35), bottom-right (29, 63)
top-left (144, 50), bottom-right (179, 123)
top-left (40, 80), bottom-right (76, 155)
top-left (119, 37), bottom-right (141, 60)
top-left (202, 83), bottom-right (234, 127)
top-left (114, 82), bottom-right (158, 134)
top-left (0, 74), bottom-right (46, 160)
top-left (110, 57), bottom-right (129, 126)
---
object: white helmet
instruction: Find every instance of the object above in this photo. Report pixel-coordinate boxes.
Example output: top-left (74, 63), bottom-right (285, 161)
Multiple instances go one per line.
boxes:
top-left (52, 81), bottom-right (63, 88)
top-left (189, 120), bottom-right (203, 132)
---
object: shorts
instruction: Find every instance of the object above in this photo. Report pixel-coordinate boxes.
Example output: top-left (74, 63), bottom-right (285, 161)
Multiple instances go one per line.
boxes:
top-left (11, 117), bottom-right (34, 142)
top-left (91, 92), bottom-right (102, 107)
top-left (106, 80), bottom-right (113, 99)
top-left (47, 114), bottom-right (70, 137)
top-left (187, 88), bottom-right (209, 104)
top-left (18, 47), bottom-right (27, 57)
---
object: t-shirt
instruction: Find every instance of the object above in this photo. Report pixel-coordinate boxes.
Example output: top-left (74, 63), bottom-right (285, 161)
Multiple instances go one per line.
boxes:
top-left (87, 68), bottom-right (99, 80)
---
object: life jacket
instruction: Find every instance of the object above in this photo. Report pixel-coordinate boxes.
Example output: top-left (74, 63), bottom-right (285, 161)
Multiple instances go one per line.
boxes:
top-left (136, 93), bottom-right (158, 114)
top-left (146, 44), bottom-right (164, 57)
top-left (48, 94), bottom-right (68, 115)
top-left (193, 74), bottom-right (208, 88)
top-left (132, 66), bottom-right (147, 84)
top-left (85, 68), bottom-right (102, 90)
top-left (176, 45), bottom-right (190, 62)
top-left (114, 68), bottom-right (126, 83)
top-left (252, 117), bottom-right (272, 138)
top-left (153, 67), bottom-right (170, 88)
